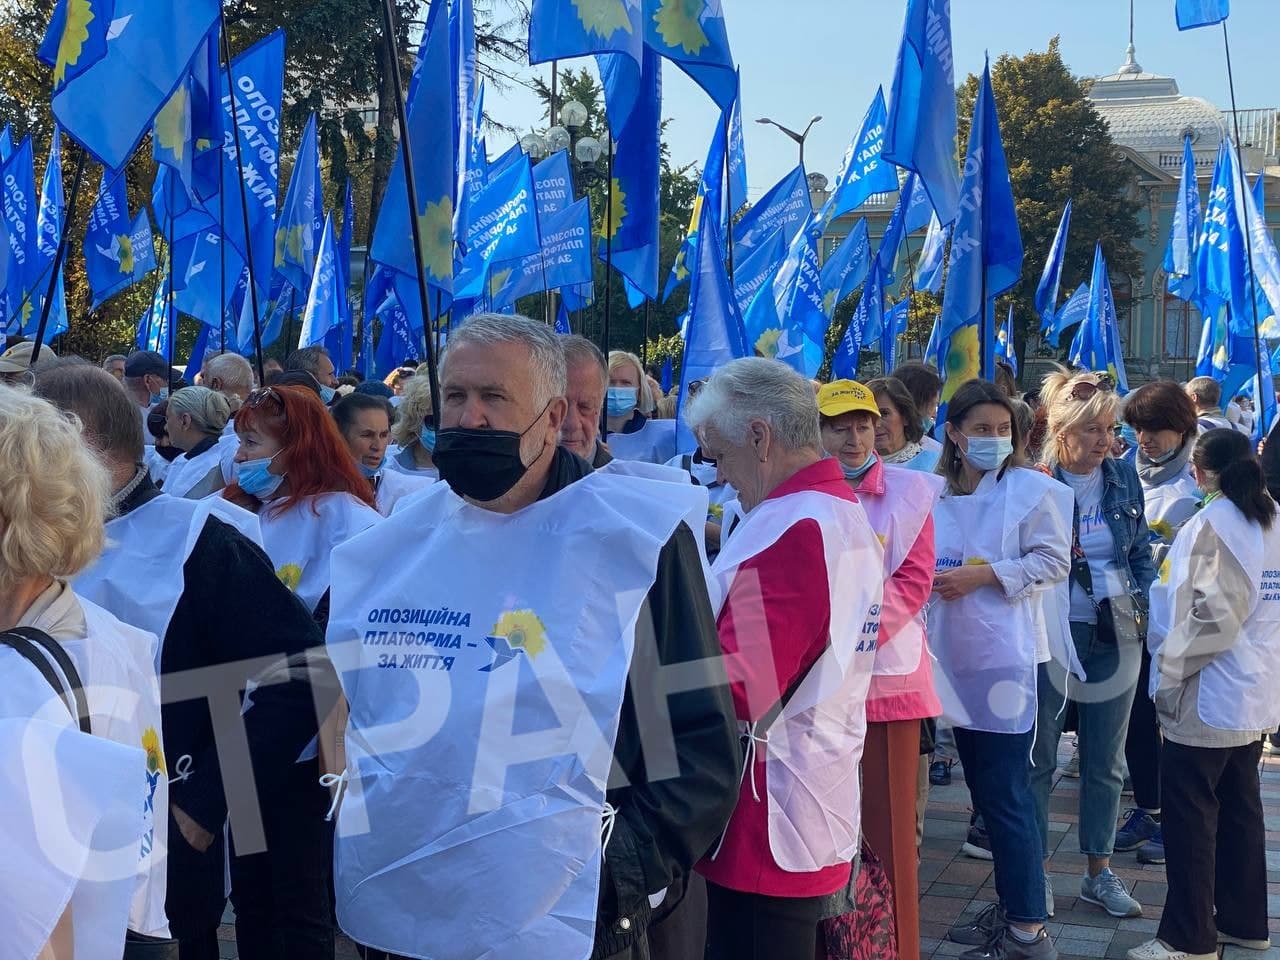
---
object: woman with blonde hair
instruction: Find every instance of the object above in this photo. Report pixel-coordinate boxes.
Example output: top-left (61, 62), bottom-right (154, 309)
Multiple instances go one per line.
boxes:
top-left (383, 366), bottom-right (415, 398)
top-left (1029, 367), bottom-right (1155, 921)
top-left (605, 350), bottom-right (677, 463)
top-left (163, 385), bottom-right (238, 498)
top-left (385, 372), bottom-right (438, 479)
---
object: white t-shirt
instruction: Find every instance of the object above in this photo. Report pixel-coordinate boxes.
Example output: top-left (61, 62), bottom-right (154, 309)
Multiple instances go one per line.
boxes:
top-left (1059, 467), bottom-right (1126, 623)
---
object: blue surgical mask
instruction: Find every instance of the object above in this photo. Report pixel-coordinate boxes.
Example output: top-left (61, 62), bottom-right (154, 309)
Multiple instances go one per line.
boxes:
top-left (960, 435), bottom-right (1014, 472)
top-left (419, 425), bottom-right (437, 453)
top-left (319, 385), bottom-right (337, 405)
top-left (922, 416), bottom-right (936, 435)
top-left (358, 456), bottom-right (385, 479)
top-left (235, 453), bottom-right (284, 499)
top-left (840, 452), bottom-right (878, 482)
top-left (606, 386), bottom-right (638, 418)
top-left (149, 387), bottom-right (169, 406)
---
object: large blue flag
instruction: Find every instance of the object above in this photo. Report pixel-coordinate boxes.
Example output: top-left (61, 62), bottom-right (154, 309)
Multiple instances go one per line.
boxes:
top-left (1035, 199), bottom-right (1072, 331)
top-left (820, 218), bottom-right (871, 317)
top-left (1241, 160), bottom-right (1280, 341)
top-left (937, 60), bottom-right (1023, 391)
top-left (725, 75), bottom-right (748, 220)
top-left (1, 139), bottom-right (36, 336)
top-left (371, 0), bottom-right (455, 324)
top-left (832, 259), bottom-right (884, 381)
top-left (1046, 282), bottom-right (1089, 348)
top-left (1175, 0), bottom-right (1229, 30)
top-left (675, 212), bottom-right (747, 453)
top-left (883, 296), bottom-right (911, 371)
top-left (1069, 243), bottom-right (1128, 392)
top-left (85, 172), bottom-right (157, 309)
top-left (1163, 135), bottom-right (1202, 306)
top-left (153, 75), bottom-right (196, 196)
top-left (997, 302), bottom-right (1017, 376)
top-left (529, 0), bottom-right (642, 128)
top-left (173, 225), bottom-right (242, 328)
top-left (136, 275), bottom-right (175, 357)
top-left (664, 114), bottom-right (727, 301)
top-left (300, 214), bottom-right (340, 348)
top-left (816, 88), bottom-right (899, 229)
top-left (33, 131), bottom-right (68, 339)
top-left (491, 197), bottom-right (592, 309)
top-left (454, 155), bottom-right (542, 299)
top-left (372, 288), bottom-right (422, 379)
top-left (1196, 139), bottom-right (1264, 339)
top-left (533, 150), bottom-right (574, 221)
top-left (883, 0), bottom-right (959, 226)
top-left (450, 0), bottom-right (478, 237)
top-left (914, 213), bottom-right (949, 293)
top-left (275, 113), bottom-right (323, 294)
top-left (876, 172), bottom-right (917, 287)
top-left (41, 0), bottom-right (220, 172)
top-left (733, 165), bottom-right (810, 253)
top-left (644, 0), bottom-right (736, 110)
top-left (326, 179), bottom-right (356, 373)
top-left (902, 169), bottom-right (934, 234)
top-left (732, 227), bottom-right (786, 317)
top-left (598, 46), bottom-right (661, 300)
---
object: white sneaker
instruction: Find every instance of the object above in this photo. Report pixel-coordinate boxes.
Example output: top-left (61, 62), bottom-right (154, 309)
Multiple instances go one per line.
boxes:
top-left (1218, 931), bottom-right (1272, 950)
top-left (1126, 939), bottom-right (1217, 960)
top-left (1044, 874), bottom-right (1055, 919)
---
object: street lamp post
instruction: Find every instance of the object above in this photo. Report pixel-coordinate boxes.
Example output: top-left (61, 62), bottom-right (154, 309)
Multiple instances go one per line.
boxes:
top-left (756, 114), bottom-right (823, 169)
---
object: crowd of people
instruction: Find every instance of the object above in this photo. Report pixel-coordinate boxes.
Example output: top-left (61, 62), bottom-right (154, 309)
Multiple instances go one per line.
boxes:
top-left (0, 316), bottom-right (1278, 960)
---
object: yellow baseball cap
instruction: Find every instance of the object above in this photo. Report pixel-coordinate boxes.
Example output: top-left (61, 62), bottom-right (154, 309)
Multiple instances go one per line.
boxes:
top-left (817, 379), bottom-right (880, 419)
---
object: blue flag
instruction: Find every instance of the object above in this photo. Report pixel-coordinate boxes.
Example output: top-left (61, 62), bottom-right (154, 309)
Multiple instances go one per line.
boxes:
top-left (664, 114), bottom-right (728, 301)
top-left (275, 113), bottom-right (323, 294)
top-left (1164, 136), bottom-right (1202, 307)
top-left (937, 60), bottom-right (1023, 391)
top-left (902, 169), bottom-right (934, 234)
top-left (820, 218), bottom-right (871, 317)
top-left (1196, 139), bottom-right (1261, 339)
top-left (732, 227), bottom-right (786, 317)
top-left (644, 0), bottom-right (736, 111)
top-left (876, 172), bottom-right (917, 287)
top-left (533, 150), bottom-right (574, 221)
top-left (883, 0), bottom-right (960, 226)
top-left (997, 303), bottom-right (1017, 376)
top-left (816, 87), bottom-right (899, 229)
top-left (171, 223), bottom-right (238, 327)
top-left (660, 355), bottom-right (673, 393)
top-left (1069, 243), bottom-right (1128, 392)
top-left (136, 276), bottom-right (175, 357)
top-left (598, 46), bottom-right (661, 300)
top-left (371, 0), bottom-right (455, 321)
top-left (186, 313), bottom-right (228, 373)
top-left (914, 213), bottom-right (949, 294)
top-left (883, 296), bottom-right (911, 372)
top-left (372, 288), bottom-right (423, 379)
top-left (33, 131), bottom-right (68, 339)
top-left (555, 298), bottom-right (572, 335)
top-left (725, 75), bottom-right (748, 220)
top-left (450, 0), bottom-right (478, 237)
top-left (833, 259), bottom-right (884, 381)
top-left (1175, 0), bottom-right (1229, 30)
top-left (1, 139), bottom-right (36, 336)
top-left (491, 197), bottom-right (592, 309)
top-left (326, 179), bottom-right (356, 374)
top-left (1241, 160), bottom-right (1280, 341)
top-left (529, 0), bottom-right (642, 127)
top-left (1035, 199), bottom-right (1072, 330)
top-left (733, 165), bottom-right (810, 253)
top-left (300, 214), bottom-right (341, 348)
top-left (42, 0), bottom-right (220, 172)
top-left (1046, 282), bottom-right (1089, 348)
top-left (455, 155), bottom-right (542, 299)
top-left (675, 213), bottom-right (747, 453)
top-left (86, 184), bottom-right (157, 310)
top-left (0, 125), bottom-right (11, 162)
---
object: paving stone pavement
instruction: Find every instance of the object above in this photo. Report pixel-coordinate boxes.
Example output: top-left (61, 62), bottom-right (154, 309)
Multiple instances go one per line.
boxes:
top-left (214, 740), bottom-right (1280, 959)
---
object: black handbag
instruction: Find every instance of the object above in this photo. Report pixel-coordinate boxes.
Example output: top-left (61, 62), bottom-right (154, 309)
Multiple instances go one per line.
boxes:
top-left (1066, 507), bottom-right (1149, 645)
top-left (0, 628), bottom-right (180, 960)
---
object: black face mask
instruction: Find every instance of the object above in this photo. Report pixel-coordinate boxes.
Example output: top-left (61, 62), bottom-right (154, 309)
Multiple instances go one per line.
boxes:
top-left (433, 402), bottom-right (552, 503)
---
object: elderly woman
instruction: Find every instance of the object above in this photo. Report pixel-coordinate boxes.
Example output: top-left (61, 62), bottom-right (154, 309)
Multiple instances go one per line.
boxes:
top-left (605, 349), bottom-right (677, 463)
top-left (1113, 381), bottom-right (1202, 864)
top-left (332, 392), bottom-right (432, 516)
top-left (688, 358), bottom-right (883, 960)
top-left (0, 384), bottom-right (166, 952)
top-left (385, 373), bottom-right (438, 479)
top-left (817, 379), bottom-right (942, 960)
top-left (163, 386), bottom-right (237, 498)
top-left (1029, 369), bottom-right (1156, 922)
top-left (383, 365), bottom-right (415, 399)
top-left (867, 376), bottom-right (941, 471)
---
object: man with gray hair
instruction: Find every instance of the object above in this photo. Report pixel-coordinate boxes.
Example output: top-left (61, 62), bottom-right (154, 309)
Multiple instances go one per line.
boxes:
top-left (684, 357), bottom-right (883, 960)
top-left (326, 313), bottom-right (739, 960)
top-left (285, 345), bottom-right (338, 403)
top-left (560, 334), bottom-right (612, 467)
top-left (103, 353), bottom-right (127, 381)
top-left (1186, 376), bottom-right (1246, 434)
top-left (201, 353), bottom-right (255, 432)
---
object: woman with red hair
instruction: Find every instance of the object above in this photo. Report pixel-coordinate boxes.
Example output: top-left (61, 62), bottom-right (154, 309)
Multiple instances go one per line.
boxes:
top-left (226, 386), bottom-right (380, 618)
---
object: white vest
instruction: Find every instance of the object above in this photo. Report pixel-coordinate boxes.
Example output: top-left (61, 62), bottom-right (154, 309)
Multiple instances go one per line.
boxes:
top-left (605, 418), bottom-right (678, 465)
top-left (1141, 469), bottom-right (1201, 548)
top-left (73, 494), bottom-right (262, 668)
top-left (162, 435), bottom-right (238, 500)
top-left (375, 467), bottom-right (434, 517)
top-left (258, 492), bottom-right (381, 612)
top-left (386, 444), bottom-right (438, 480)
top-left (1149, 498), bottom-right (1280, 732)
top-left (930, 468), bottom-right (1074, 734)
top-left (710, 488), bottom-right (883, 873)
top-left (326, 474), bottom-right (705, 959)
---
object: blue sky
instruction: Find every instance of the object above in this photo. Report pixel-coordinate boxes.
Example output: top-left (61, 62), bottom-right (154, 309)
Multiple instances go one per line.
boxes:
top-left (485, 0), bottom-right (1276, 199)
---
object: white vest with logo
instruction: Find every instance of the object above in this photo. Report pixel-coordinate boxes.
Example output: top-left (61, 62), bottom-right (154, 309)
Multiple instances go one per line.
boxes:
top-left (375, 467), bottom-right (434, 517)
top-left (258, 492), bottom-right (381, 612)
top-left (1148, 498), bottom-right (1280, 731)
top-left (73, 494), bottom-right (262, 668)
top-left (162, 435), bottom-right (238, 499)
top-left (710, 488), bottom-right (883, 873)
top-left (930, 468), bottom-right (1074, 734)
top-left (326, 472), bottom-right (706, 959)
top-left (859, 466), bottom-right (945, 677)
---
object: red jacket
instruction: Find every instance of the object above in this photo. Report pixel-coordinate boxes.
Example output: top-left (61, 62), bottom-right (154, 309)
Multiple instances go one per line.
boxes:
top-left (696, 458), bottom-right (857, 898)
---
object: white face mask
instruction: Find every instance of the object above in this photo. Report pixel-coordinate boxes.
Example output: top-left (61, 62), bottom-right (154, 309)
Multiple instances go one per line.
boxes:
top-left (959, 435), bottom-right (1014, 472)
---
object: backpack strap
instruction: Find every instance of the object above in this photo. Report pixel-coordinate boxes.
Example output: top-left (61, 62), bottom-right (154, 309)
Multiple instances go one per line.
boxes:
top-left (0, 628), bottom-right (91, 734)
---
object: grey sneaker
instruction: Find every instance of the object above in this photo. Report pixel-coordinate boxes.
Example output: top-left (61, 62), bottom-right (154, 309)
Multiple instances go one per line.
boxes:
top-left (1080, 867), bottom-right (1142, 918)
top-left (950, 902), bottom-right (1006, 946)
top-left (1061, 745), bottom-right (1080, 778)
top-left (961, 926), bottom-right (1059, 960)
top-left (1044, 874), bottom-right (1055, 918)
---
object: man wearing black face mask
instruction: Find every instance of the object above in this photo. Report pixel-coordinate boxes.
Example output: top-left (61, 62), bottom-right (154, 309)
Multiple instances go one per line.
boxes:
top-left (326, 313), bottom-right (741, 960)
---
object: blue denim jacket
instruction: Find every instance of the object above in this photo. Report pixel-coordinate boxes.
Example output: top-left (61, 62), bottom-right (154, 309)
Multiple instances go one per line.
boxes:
top-left (1055, 457), bottom-right (1157, 597)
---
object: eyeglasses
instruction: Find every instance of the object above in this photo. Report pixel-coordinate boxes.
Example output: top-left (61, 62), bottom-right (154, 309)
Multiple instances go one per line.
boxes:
top-left (1068, 378), bottom-right (1114, 402)
top-left (245, 387), bottom-right (286, 416)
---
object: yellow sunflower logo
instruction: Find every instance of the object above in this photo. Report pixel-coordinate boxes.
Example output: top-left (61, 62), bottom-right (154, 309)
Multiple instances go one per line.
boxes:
top-left (274, 224), bottom-right (307, 269)
top-left (116, 231), bottom-right (135, 275)
top-left (492, 609), bottom-right (548, 659)
top-left (154, 85), bottom-right (190, 164)
top-left (652, 0), bottom-right (709, 55)
top-left (707, 502), bottom-right (724, 521)
top-left (673, 249), bottom-right (689, 283)
top-left (1149, 518), bottom-right (1174, 543)
top-left (276, 563), bottom-right (303, 592)
top-left (964, 557), bottom-right (990, 566)
top-left (54, 0), bottom-right (96, 88)
top-left (1158, 558), bottom-right (1171, 585)
top-left (941, 325), bottom-right (980, 402)
top-left (573, 0), bottom-right (633, 38)
top-left (141, 727), bottom-right (166, 777)
top-left (599, 180), bottom-right (628, 241)
top-left (416, 196), bottom-right (455, 284)
top-left (754, 327), bottom-right (782, 359)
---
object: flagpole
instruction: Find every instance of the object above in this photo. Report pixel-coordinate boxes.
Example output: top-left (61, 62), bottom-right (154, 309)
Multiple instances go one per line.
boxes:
top-left (166, 182), bottom-right (178, 392)
top-left (900, 231), bottom-right (918, 363)
top-left (219, 161), bottom-right (227, 353)
top-left (379, 0), bottom-right (441, 414)
top-left (723, 109), bottom-right (735, 286)
top-left (600, 142), bottom-right (614, 439)
top-left (1221, 22), bottom-right (1268, 400)
top-left (360, 171), bottom-right (380, 376)
top-left (219, 13), bottom-right (266, 383)
top-left (29, 145), bottom-right (86, 365)
top-left (642, 299), bottom-right (651, 368)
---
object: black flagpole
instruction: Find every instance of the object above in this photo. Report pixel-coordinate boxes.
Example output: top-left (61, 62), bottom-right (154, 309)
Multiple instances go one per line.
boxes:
top-left (599, 142), bottom-right (614, 439)
top-left (166, 179), bottom-right (177, 392)
top-left (723, 108), bottom-right (735, 287)
top-left (219, 156), bottom-right (227, 353)
top-left (29, 144), bottom-right (87, 365)
top-left (379, 0), bottom-right (441, 416)
top-left (219, 10), bottom-right (266, 383)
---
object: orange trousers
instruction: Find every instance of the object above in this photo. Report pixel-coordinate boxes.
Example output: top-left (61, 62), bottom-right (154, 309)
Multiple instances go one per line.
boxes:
top-left (860, 719), bottom-right (922, 960)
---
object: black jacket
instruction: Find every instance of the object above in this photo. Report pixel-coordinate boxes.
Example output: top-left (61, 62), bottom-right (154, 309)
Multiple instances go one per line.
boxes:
top-left (537, 449), bottom-right (741, 959)
top-left (1264, 416), bottom-right (1280, 503)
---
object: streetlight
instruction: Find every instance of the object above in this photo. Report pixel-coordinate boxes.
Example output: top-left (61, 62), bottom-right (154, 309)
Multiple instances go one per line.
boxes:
top-left (756, 114), bottom-right (823, 168)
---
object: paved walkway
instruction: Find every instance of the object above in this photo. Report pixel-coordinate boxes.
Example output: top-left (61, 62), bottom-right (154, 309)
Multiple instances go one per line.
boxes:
top-left (215, 740), bottom-right (1280, 959)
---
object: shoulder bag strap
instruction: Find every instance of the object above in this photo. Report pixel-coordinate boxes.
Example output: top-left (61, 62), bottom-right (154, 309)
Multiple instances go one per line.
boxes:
top-left (0, 627), bottom-right (91, 734)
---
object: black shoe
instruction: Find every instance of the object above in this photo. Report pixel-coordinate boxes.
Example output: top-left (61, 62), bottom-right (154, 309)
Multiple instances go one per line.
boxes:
top-left (961, 823), bottom-right (994, 861)
top-left (961, 926), bottom-right (1059, 959)
top-left (950, 902), bottom-right (1006, 946)
top-left (930, 758), bottom-right (954, 786)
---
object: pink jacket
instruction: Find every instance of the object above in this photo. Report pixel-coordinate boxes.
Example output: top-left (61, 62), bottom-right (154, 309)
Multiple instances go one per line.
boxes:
top-left (854, 459), bottom-right (942, 723)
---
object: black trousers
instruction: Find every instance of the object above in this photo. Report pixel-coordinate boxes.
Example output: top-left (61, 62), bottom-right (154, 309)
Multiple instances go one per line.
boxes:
top-left (166, 813), bottom-right (227, 960)
top-left (1158, 738), bottom-right (1268, 954)
top-left (1124, 646), bottom-right (1162, 811)
top-left (704, 882), bottom-right (827, 960)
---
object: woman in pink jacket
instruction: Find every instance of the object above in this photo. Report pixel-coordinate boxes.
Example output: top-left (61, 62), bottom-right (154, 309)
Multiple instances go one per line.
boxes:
top-left (819, 380), bottom-right (942, 960)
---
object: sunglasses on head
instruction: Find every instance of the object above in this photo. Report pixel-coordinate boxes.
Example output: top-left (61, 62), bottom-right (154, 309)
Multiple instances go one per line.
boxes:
top-left (1068, 378), bottom-right (1114, 402)
top-left (245, 387), bottom-right (286, 415)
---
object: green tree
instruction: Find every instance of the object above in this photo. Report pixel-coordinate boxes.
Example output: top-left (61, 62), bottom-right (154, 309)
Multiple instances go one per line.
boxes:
top-left (956, 38), bottom-right (1142, 370)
